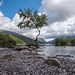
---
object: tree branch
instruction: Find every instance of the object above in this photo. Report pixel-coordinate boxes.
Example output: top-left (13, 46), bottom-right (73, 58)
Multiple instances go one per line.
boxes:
top-left (34, 28), bottom-right (41, 43)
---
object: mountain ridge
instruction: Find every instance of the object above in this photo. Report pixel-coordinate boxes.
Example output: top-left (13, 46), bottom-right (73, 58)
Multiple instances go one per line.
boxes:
top-left (0, 30), bottom-right (46, 44)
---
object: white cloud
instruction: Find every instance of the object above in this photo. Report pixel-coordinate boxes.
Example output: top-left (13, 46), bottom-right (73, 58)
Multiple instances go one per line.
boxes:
top-left (0, 0), bottom-right (3, 7)
top-left (13, 13), bottom-right (22, 25)
top-left (40, 0), bottom-right (75, 24)
top-left (0, 12), bottom-right (18, 32)
top-left (0, 12), bottom-right (4, 16)
top-left (40, 17), bottom-right (75, 39)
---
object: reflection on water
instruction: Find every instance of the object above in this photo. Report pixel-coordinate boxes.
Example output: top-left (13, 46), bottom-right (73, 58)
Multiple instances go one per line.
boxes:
top-left (37, 45), bottom-right (75, 59)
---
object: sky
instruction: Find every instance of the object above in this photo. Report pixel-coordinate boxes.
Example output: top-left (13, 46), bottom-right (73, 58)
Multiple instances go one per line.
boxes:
top-left (0, 0), bottom-right (42, 19)
top-left (0, 0), bottom-right (75, 41)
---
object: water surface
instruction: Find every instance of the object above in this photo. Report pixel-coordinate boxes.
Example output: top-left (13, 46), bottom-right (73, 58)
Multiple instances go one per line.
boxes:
top-left (37, 45), bottom-right (75, 60)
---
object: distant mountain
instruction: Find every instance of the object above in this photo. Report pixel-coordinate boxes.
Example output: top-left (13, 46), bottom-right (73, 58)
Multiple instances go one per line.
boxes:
top-left (36, 38), bottom-right (47, 43)
top-left (47, 40), bottom-right (55, 44)
top-left (0, 30), bottom-right (46, 44)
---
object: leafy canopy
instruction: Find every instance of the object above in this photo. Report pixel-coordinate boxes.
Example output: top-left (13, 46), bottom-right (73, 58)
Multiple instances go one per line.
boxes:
top-left (17, 8), bottom-right (48, 29)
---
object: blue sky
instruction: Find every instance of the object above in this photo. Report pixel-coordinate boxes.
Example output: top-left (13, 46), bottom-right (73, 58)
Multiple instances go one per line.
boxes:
top-left (0, 0), bottom-right (42, 19)
top-left (0, 0), bottom-right (75, 41)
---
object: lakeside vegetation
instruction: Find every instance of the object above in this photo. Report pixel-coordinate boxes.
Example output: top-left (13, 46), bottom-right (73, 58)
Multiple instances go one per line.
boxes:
top-left (55, 38), bottom-right (75, 46)
top-left (0, 33), bottom-right (26, 47)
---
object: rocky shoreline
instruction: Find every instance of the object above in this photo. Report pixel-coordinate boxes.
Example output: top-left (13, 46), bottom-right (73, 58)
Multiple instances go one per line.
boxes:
top-left (0, 46), bottom-right (75, 75)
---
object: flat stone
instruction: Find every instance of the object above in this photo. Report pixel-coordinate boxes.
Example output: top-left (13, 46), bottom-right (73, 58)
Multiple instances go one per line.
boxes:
top-left (73, 67), bottom-right (75, 72)
top-left (38, 54), bottom-right (48, 59)
top-left (45, 58), bottom-right (62, 67)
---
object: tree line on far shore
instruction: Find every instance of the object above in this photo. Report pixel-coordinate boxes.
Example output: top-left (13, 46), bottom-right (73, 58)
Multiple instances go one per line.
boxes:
top-left (55, 38), bottom-right (75, 46)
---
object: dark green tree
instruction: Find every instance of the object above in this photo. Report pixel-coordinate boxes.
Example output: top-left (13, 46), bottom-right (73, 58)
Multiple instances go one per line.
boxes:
top-left (71, 39), bottom-right (75, 46)
top-left (55, 38), bottom-right (66, 46)
top-left (17, 8), bottom-right (48, 44)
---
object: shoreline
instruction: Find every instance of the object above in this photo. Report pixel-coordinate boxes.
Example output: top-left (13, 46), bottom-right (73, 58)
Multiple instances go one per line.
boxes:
top-left (0, 46), bottom-right (75, 75)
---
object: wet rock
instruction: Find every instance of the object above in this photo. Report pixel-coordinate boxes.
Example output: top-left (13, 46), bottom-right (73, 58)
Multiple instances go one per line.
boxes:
top-left (56, 55), bottom-right (73, 58)
top-left (0, 48), bottom-right (8, 51)
top-left (20, 50), bottom-right (30, 54)
top-left (37, 54), bottom-right (47, 59)
top-left (0, 48), bottom-right (4, 51)
top-left (1, 54), bottom-right (14, 60)
top-left (15, 46), bottom-right (22, 51)
top-left (73, 67), bottom-right (75, 73)
top-left (7, 46), bottom-right (15, 48)
top-left (27, 43), bottom-right (39, 48)
top-left (44, 58), bottom-right (62, 68)
top-left (21, 46), bottom-right (31, 50)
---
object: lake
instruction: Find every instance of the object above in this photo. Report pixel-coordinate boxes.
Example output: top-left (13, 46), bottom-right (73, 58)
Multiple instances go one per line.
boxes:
top-left (37, 45), bottom-right (75, 60)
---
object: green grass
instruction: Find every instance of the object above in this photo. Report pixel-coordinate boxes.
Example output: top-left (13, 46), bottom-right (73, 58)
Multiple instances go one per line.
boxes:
top-left (0, 30), bottom-right (4, 32)
top-left (0, 33), bottom-right (26, 47)
top-left (7, 34), bottom-right (26, 45)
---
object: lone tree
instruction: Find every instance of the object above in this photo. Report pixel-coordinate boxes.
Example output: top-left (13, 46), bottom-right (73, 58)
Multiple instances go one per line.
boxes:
top-left (17, 8), bottom-right (48, 45)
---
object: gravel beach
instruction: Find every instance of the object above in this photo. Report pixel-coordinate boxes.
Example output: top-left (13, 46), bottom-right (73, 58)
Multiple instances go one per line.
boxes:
top-left (0, 46), bottom-right (75, 75)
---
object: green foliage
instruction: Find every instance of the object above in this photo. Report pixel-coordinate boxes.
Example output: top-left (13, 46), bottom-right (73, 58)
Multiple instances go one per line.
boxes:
top-left (6, 34), bottom-right (26, 45)
top-left (55, 38), bottom-right (75, 46)
top-left (17, 8), bottom-right (48, 43)
top-left (55, 38), bottom-right (66, 46)
top-left (18, 8), bottom-right (48, 29)
top-left (0, 33), bottom-right (26, 47)
top-left (71, 39), bottom-right (75, 46)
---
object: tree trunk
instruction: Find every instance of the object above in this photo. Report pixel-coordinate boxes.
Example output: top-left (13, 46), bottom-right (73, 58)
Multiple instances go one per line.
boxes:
top-left (34, 28), bottom-right (40, 43)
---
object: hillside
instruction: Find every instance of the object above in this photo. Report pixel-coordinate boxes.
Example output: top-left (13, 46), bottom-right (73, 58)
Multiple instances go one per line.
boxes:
top-left (0, 33), bottom-right (26, 47)
top-left (0, 30), bottom-right (46, 44)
